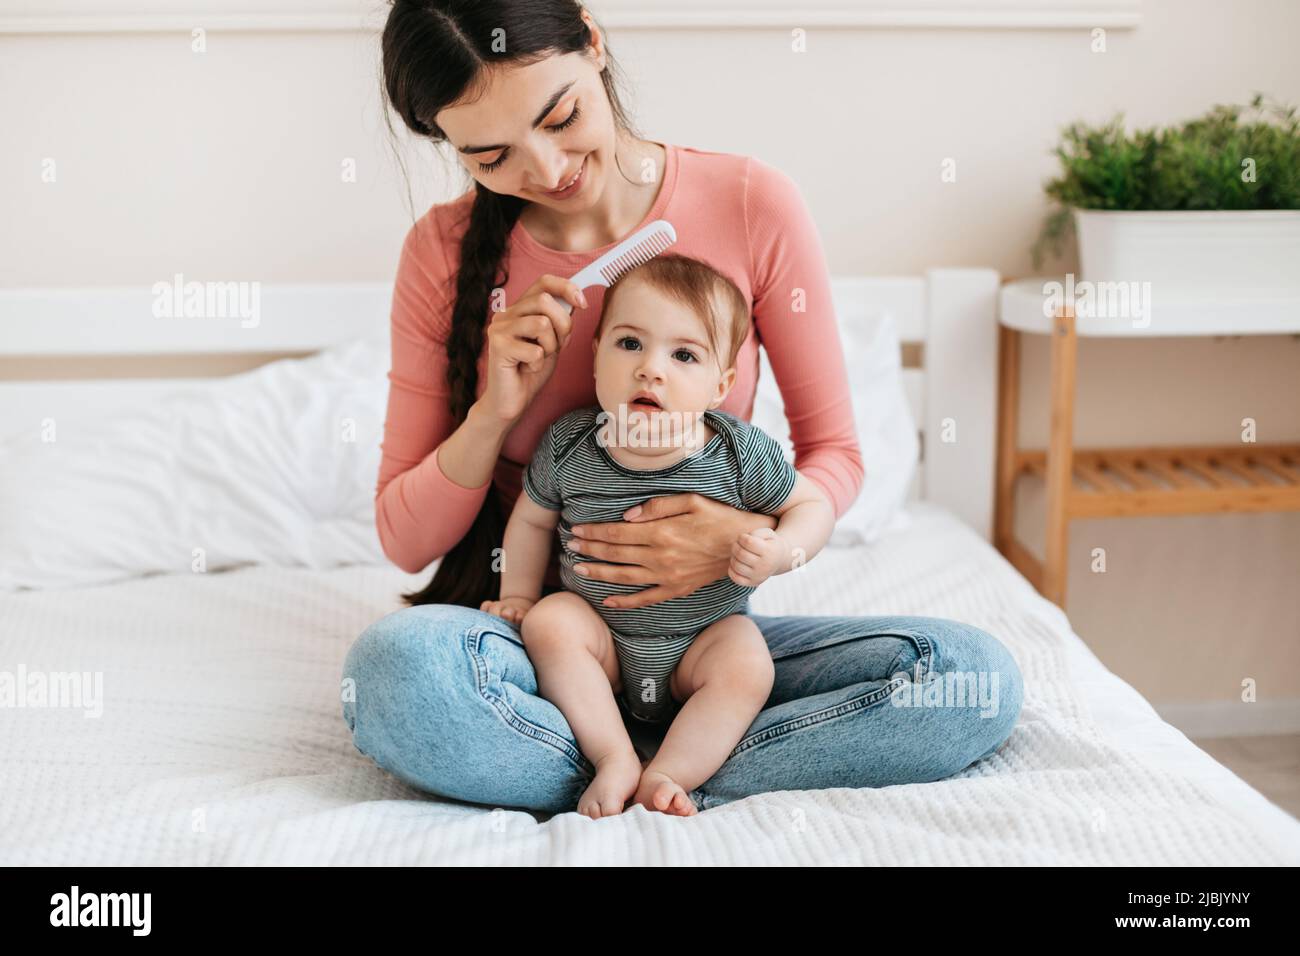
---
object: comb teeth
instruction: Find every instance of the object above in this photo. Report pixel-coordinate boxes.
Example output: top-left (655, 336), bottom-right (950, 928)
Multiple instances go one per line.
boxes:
top-left (599, 231), bottom-right (674, 285)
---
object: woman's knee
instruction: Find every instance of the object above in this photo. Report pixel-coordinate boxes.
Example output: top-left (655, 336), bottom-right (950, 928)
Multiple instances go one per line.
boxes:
top-left (918, 618), bottom-right (1024, 765)
top-left (927, 617), bottom-right (1021, 699)
top-left (968, 632), bottom-right (1022, 762)
top-left (339, 604), bottom-right (505, 792)
top-left (340, 604), bottom-right (487, 734)
top-left (340, 603), bottom-right (589, 811)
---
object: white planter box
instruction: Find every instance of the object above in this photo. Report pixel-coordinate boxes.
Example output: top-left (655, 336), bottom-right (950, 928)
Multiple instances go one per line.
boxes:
top-left (1074, 209), bottom-right (1300, 299)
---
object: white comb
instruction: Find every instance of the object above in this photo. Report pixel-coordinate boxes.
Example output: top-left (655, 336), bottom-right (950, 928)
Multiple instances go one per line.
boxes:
top-left (560, 219), bottom-right (677, 314)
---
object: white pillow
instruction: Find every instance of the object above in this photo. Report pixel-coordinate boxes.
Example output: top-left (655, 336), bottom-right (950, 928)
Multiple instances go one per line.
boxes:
top-left (0, 338), bottom-right (390, 591)
top-left (751, 303), bottom-right (917, 546)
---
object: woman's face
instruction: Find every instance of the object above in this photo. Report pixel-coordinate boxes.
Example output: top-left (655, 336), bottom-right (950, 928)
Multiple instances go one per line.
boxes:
top-left (434, 30), bottom-right (616, 211)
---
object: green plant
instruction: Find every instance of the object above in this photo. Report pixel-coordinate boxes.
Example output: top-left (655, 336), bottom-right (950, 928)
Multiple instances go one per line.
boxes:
top-left (1031, 93), bottom-right (1300, 268)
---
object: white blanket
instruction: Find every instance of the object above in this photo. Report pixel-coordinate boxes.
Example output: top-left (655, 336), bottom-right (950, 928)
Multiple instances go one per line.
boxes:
top-left (2, 502), bottom-right (1297, 864)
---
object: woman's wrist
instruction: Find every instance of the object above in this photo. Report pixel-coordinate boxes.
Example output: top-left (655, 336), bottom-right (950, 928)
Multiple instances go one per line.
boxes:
top-left (468, 397), bottom-right (518, 436)
top-left (436, 400), bottom-right (514, 491)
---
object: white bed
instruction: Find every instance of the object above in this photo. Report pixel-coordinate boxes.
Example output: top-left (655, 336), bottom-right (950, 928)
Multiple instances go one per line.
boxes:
top-left (4, 503), bottom-right (1298, 865)
top-left (2, 271), bottom-right (1298, 865)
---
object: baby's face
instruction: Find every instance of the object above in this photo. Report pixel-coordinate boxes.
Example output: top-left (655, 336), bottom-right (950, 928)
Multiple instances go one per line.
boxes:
top-left (591, 278), bottom-right (735, 424)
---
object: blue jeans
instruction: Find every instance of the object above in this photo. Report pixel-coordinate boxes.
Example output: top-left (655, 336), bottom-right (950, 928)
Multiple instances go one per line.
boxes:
top-left (340, 601), bottom-right (1023, 813)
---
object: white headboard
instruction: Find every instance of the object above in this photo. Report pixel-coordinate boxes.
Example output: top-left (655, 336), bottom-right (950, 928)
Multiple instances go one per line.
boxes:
top-left (0, 268), bottom-right (1000, 539)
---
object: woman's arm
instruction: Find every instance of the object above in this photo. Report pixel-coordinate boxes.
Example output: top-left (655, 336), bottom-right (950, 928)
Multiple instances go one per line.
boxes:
top-left (376, 216), bottom-right (586, 575)
top-left (375, 220), bottom-right (511, 574)
top-left (744, 155), bottom-right (865, 516)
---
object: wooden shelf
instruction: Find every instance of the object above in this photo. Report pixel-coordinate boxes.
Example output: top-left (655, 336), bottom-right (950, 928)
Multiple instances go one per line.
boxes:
top-left (1014, 443), bottom-right (1300, 518)
top-left (994, 285), bottom-right (1300, 608)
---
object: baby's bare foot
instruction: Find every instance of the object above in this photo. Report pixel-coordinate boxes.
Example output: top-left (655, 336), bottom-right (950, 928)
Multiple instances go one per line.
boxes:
top-left (577, 751), bottom-right (643, 819)
top-left (633, 769), bottom-right (698, 817)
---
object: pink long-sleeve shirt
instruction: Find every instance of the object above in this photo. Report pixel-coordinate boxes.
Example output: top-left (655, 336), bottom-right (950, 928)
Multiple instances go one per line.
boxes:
top-left (376, 142), bottom-right (864, 586)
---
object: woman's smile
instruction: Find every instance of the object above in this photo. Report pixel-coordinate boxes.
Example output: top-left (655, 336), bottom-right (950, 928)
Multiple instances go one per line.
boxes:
top-left (541, 154), bottom-right (589, 200)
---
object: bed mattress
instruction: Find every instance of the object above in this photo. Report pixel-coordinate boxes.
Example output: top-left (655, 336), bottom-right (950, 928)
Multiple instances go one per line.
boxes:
top-left (2, 502), bottom-right (1297, 865)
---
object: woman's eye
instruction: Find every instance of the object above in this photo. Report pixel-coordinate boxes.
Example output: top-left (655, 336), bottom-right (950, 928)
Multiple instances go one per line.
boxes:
top-left (476, 104), bottom-right (580, 173)
top-left (550, 103), bottom-right (581, 132)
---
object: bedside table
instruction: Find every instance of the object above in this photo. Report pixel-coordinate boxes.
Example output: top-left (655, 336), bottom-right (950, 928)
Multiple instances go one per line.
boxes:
top-left (994, 276), bottom-right (1300, 609)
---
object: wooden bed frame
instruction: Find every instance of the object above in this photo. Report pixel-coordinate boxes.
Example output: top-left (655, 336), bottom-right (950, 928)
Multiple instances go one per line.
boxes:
top-left (0, 269), bottom-right (1001, 539)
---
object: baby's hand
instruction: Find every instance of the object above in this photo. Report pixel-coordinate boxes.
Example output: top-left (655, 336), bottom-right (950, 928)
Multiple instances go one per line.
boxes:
top-left (728, 527), bottom-right (785, 587)
top-left (479, 595), bottom-right (537, 627)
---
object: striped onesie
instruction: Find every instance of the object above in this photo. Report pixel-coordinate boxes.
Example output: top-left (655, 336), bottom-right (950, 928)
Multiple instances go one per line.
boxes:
top-left (522, 405), bottom-right (799, 723)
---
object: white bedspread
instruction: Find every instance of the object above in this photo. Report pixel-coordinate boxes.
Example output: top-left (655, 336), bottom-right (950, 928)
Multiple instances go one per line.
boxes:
top-left (3, 502), bottom-right (1298, 865)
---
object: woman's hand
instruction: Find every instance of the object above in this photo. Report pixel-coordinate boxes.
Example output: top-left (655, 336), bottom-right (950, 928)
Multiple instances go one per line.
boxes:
top-left (480, 274), bottom-right (587, 424)
top-left (566, 493), bottom-right (779, 609)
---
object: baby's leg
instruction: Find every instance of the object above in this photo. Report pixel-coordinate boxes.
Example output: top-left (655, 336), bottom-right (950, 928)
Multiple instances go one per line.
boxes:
top-left (521, 591), bottom-right (639, 819)
top-left (634, 614), bottom-right (775, 815)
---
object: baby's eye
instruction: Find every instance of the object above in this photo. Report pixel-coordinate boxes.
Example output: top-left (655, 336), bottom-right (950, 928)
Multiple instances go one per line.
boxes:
top-left (674, 349), bottom-right (698, 363)
top-left (616, 336), bottom-right (641, 351)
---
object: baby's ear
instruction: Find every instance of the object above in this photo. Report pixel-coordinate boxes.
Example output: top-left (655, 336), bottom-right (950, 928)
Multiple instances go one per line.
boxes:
top-left (713, 365), bottom-right (737, 404)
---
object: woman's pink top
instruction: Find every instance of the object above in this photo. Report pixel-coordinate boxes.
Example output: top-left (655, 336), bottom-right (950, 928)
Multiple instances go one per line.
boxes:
top-left (376, 142), bottom-right (864, 588)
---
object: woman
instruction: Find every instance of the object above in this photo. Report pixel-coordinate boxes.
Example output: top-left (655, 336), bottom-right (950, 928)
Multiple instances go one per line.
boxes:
top-left (341, 0), bottom-right (1023, 814)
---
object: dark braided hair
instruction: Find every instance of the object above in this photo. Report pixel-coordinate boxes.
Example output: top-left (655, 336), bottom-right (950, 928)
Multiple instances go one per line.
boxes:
top-left (379, 0), bottom-right (644, 609)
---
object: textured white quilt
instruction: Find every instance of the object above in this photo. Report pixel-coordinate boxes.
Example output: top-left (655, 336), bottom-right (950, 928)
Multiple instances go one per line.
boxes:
top-left (2, 502), bottom-right (1298, 865)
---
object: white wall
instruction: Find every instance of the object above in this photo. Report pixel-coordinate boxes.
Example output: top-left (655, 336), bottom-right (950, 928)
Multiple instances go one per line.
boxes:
top-left (2, 0), bottom-right (1298, 718)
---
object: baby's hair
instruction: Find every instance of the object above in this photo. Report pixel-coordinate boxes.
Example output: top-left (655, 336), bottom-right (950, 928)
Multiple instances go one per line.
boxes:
top-left (594, 253), bottom-right (751, 370)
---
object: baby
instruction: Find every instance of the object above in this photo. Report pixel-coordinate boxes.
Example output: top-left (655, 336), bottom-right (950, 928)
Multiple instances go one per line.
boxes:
top-left (480, 253), bottom-right (834, 819)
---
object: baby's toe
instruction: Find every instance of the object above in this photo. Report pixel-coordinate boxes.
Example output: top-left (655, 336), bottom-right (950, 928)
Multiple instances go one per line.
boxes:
top-left (670, 790), bottom-right (697, 816)
top-left (653, 782), bottom-right (679, 812)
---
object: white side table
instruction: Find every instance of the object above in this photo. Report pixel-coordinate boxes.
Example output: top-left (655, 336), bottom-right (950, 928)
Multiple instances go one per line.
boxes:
top-left (994, 276), bottom-right (1300, 609)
